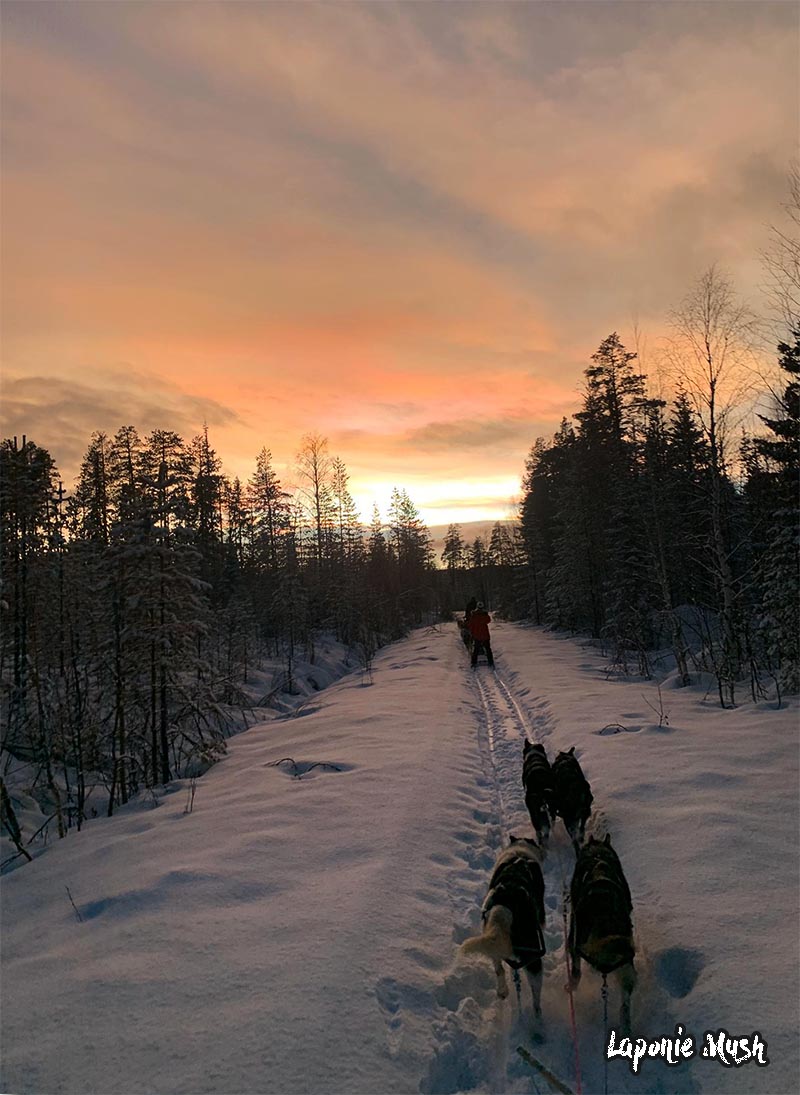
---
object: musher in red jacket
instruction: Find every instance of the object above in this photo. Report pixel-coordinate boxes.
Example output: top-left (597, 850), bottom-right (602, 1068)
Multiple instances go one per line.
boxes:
top-left (468, 603), bottom-right (494, 667)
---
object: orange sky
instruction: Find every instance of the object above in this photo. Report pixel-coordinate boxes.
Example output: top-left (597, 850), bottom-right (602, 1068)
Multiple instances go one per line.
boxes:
top-left (1, 1), bottom-right (797, 525)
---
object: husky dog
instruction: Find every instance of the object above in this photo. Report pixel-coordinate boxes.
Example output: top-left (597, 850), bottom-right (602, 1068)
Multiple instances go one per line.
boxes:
top-left (522, 742), bottom-right (553, 846)
top-left (568, 834), bottom-right (636, 1033)
top-left (460, 837), bottom-right (546, 1017)
top-left (550, 747), bottom-right (593, 853)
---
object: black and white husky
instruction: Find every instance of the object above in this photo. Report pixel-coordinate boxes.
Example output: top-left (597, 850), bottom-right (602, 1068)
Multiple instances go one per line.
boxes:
top-left (568, 834), bottom-right (636, 1033)
top-left (460, 837), bottom-right (546, 1018)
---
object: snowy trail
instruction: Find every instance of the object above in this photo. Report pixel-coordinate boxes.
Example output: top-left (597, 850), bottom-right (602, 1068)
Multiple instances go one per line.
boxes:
top-left (462, 641), bottom-right (706, 1095)
top-left (427, 626), bottom-right (795, 1095)
top-left (1, 623), bottom-right (797, 1095)
top-left (464, 646), bottom-right (702, 1095)
top-left (421, 641), bottom-right (590, 1095)
top-left (452, 653), bottom-right (593, 1095)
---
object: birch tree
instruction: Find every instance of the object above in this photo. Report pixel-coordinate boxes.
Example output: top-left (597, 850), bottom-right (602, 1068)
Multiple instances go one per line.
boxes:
top-left (667, 266), bottom-right (760, 702)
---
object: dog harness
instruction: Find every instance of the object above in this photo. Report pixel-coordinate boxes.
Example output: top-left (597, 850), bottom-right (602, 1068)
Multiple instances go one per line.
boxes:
top-left (483, 859), bottom-right (546, 971)
top-left (572, 874), bottom-right (634, 975)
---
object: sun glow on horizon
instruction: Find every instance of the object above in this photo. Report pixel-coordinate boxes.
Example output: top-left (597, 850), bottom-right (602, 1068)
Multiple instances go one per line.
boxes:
top-left (350, 475), bottom-right (522, 529)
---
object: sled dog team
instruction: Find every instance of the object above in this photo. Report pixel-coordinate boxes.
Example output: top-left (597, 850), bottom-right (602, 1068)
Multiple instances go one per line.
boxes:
top-left (461, 740), bottom-right (636, 1033)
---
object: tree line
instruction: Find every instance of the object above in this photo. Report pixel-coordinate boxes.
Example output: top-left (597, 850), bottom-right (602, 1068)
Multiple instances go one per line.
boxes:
top-left (439, 521), bottom-right (526, 614)
top-left (515, 268), bottom-right (798, 706)
top-left (0, 427), bottom-right (441, 844)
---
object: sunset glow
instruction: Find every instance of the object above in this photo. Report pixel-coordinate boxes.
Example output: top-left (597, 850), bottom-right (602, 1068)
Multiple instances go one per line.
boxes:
top-left (1, 0), bottom-right (796, 525)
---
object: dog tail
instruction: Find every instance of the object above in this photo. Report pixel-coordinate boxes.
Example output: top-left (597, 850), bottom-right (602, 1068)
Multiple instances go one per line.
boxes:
top-left (460, 905), bottom-right (514, 962)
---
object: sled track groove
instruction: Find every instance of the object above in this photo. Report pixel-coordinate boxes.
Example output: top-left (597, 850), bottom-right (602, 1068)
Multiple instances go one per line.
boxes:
top-left (454, 635), bottom-right (702, 1095)
top-left (463, 658), bottom-right (577, 1091)
top-left (465, 648), bottom-right (628, 1095)
top-left (473, 672), bottom-right (518, 840)
top-left (471, 665), bottom-right (541, 844)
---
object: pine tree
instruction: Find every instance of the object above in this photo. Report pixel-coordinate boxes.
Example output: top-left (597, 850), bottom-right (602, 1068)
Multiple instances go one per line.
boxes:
top-left (754, 333), bottom-right (800, 693)
top-left (330, 456), bottom-right (362, 566)
top-left (223, 477), bottom-right (252, 567)
top-left (140, 430), bottom-right (193, 538)
top-left (247, 447), bottom-right (289, 572)
top-left (575, 333), bottom-right (656, 663)
top-left (189, 425), bottom-right (224, 552)
top-left (520, 436), bottom-right (558, 624)
top-left (0, 437), bottom-right (60, 755)
top-left (664, 390), bottom-right (713, 605)
top-left (639, 400), bottom-right (693, 682)
top-left (368, 504), bottom-right (388, 573)
top-left (442, 524), bottom-right (466, 582)
top-left (108, 425), bottom-right (145, 530)
top-left (71, 432), bottom-right (112, 544)
top-left (387, 488), bottom-right (435, 623)
top-left (485, 521), bottom-right (525, 615)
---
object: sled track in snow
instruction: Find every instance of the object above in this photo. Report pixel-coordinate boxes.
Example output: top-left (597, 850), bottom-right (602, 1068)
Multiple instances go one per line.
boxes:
top-left (472, 669), bottom-right (529, 838)
top-left (427, 634), bottom-right (702, 1095)
top-left (444, 652), bottom-right (582, 1090)
top-left (420, 640), bottom-right (565, 1095)
top-left (454, 647), bottom-right (674, 1095)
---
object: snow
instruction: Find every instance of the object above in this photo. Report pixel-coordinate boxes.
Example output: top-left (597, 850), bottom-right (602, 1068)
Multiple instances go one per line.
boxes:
top-left (1, 623), bottom-right (798, 1095)
top-left (0, 638), bottom-right (360, 863)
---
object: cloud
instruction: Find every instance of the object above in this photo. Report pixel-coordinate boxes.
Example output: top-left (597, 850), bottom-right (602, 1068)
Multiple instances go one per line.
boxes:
top-left (146, 0), bottom-right (795, 259)
top-left (423, 496), bottom-right (516, 512)
top-left (1, 0), bottom-right (795, 516)
top-left (405, 415), bottom-right (541, 453)
top-left (0, 369), bottom-right (241, 481)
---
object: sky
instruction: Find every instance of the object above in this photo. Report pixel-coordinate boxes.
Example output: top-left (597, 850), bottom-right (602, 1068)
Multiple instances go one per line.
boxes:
top-left (1, 0), bottom-right (797, 526)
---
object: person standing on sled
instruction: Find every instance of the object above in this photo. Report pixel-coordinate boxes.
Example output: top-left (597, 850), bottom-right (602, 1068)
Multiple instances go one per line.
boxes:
top-left (468, 602), bottom-right (494, 667)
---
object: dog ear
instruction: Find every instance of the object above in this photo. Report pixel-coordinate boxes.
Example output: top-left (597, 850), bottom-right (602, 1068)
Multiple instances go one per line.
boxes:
top-left (568, 745), bottom-right (575, 755)
top-left (509, 834), bottom-right (520, 843)
top-left (604, 833), bottom-right (611, 845)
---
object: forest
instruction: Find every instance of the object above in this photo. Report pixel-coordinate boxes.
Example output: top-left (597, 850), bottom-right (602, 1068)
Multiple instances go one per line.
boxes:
top-left (1, 266), bottom-right (798, 857)
top-left (514, 270), bottom-right (798, 706)
top-left (0, 425), bottom-right (445, 840)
